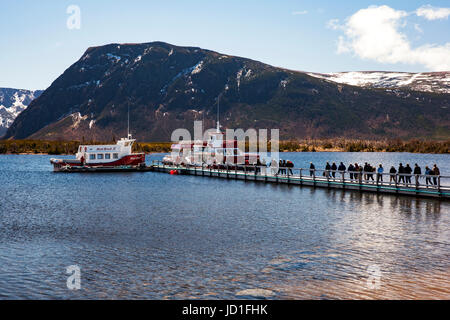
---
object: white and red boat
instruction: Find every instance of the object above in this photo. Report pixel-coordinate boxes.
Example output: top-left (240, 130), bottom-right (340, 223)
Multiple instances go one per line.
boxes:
top-left (162, 122), bottom-right (259, 167)
top-left (50, 134), bottom-right (145, 171)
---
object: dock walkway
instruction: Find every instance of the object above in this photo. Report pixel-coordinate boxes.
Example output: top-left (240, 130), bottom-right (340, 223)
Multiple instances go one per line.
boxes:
top-left (150, 162), bottom-right (450, 199)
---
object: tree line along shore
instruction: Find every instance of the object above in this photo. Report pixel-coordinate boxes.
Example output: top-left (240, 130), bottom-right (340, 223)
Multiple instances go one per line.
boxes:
top-left (0, 139), bottom-right (448, 155)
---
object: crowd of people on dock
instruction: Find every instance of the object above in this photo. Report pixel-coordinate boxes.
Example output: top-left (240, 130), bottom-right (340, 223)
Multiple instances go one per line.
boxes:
top-left (309, 162), bottom-right (442, 186)
top-left (257, 159), bottom-right (442, 187)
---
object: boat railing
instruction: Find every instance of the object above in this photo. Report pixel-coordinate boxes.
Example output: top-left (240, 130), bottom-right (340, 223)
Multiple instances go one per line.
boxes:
top-left (151, 160), bottom-right (449, 192)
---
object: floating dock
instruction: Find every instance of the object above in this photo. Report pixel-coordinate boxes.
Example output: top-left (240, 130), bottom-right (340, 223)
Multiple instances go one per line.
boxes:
top-left (150, 162), bottom-right (450, 199)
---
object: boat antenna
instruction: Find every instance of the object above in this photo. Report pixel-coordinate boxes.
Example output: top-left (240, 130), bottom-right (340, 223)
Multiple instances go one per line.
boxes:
top-left (127, 103), bottom-right (131, 139)
top-left (216, 93), bottom-right (220, 132)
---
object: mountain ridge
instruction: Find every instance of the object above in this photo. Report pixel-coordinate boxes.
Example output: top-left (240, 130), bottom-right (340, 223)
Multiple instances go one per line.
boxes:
top-left (4, 41), bottom-right (450, 141)
top-left (307, 71), bottom-right (450, 94)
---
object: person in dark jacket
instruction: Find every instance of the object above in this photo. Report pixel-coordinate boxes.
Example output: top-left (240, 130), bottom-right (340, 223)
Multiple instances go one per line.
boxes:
top-left (331, 162), bottom-right (337, 178)
top-left (405, 163), bottom-right (412, 184)
top-left (425, 166), bottom-right (432, 186)
top-left (413, 164), bottom-right (421, 175)
top-left (413, 163), bottom-right (421, 185)
top-left (276, 159), bottom-right (283, 176)
top-left (367, 163), bottom-right (375, 181)
top-left (325, 162), bottom-right (331, 178)
top-left (338, 162), bottom-right (346, 172)
top-left (398, 163), bottom-right (405, 183)
top-left (286, 160), bottom-right (294, 175)
top-left (363, 162), bottom-right (369, 180)
top-left (256, 158), bottom-right (262, 174)
top-left (389, 166), bottom-right (397, 184)
top-left (309, 162), bottom-right (315, 177)
top-left (348, 163), bottom-right (355, 180)
top-left (432, 164), bottom-right (440, 185)
top-left (354, 163), bottom-right (360, 180)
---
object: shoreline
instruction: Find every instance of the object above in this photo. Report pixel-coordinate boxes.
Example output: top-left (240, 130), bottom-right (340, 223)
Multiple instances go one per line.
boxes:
top-left (1, 149), bottom-right (450, 156)
top-left (1, 139), bottom-right (449, 155)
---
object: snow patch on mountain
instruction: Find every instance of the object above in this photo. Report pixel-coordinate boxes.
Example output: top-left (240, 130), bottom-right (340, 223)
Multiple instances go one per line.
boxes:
top-left (71, 112), bottom-right (88, 129)
top-left (191, 60), bottom-right (204, 75)
top-left (0, 88), bottom-right (43, 137)
top-left (307, 71), bottom-right (450, 93)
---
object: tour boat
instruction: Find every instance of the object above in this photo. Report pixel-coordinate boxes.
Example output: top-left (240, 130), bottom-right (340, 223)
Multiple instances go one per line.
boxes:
top-left (162, 122), bottom-right (259, 167)
top-left (50, 134), bottom-right (145, 171)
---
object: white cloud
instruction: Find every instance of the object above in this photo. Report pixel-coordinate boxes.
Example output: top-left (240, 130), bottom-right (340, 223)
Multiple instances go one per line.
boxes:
top-left (332, 5), bottom-right (450, 71)
top-left (326, 19), bottom-right (341, 30)
top-left (416, 5), bottom-right (450, 20)
top-left (292, 10), bottom-right (308, 15)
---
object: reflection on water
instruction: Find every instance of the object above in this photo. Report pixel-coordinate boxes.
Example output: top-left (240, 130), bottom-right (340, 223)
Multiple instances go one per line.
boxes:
top-left (0, 154), bottom-right (448, 299)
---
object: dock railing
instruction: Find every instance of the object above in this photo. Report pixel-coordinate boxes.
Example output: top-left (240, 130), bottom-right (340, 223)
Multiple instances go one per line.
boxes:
top-left (151, 160), bottom-right (449, 196)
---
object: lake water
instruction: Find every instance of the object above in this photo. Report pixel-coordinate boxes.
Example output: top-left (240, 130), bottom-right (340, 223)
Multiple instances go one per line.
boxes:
top-left (0, 152), bottom-right (449, 299)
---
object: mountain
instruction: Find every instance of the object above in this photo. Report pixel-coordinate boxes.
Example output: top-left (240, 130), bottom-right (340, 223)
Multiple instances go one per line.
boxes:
top-left (307, 71), bottom-right (450, 94)
top-left (4, 42), bottom-right (450, 141)
top-left (0, 88), bottom-right (43, 137)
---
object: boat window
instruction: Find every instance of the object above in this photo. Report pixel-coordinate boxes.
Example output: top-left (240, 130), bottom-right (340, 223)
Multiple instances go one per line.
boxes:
top-left (97, 154), bottom-right (104, 159)
top-left (113, 153), bottom-right (119, 159)
top-left (105, 153), bottom-right (111, 160)
top-left (90, 154), bottom-right (96, 160)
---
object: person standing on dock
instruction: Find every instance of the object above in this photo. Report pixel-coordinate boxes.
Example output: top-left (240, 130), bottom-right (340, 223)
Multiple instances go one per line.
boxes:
top-left (414, 164), bottom-right (422, 185)
top-left (377, 164), bottom-right (384, 183)
top-left (287, 160), bottom-right (294, 176)
top-left (309, 162), bottom-right (315, 177)
top-left (425, 166), bottom-right (433, 186)
top-left (271, 159), bottom-right (278, 175)
top-left (325, 162), bottom-right (331, 178)
top-left (398, 163), bottom-right (405, 184)
top-left (367, 163), bottom-right (375, 181)
top-left (276, 159), bottom-right (284, 176)
top-left (348, 163), bottom-right (355, 180)
top-left (354, 163), bottom-right (360, 180)
top-left (363, 162), bottom-right (369, 180)
top-left (331, 162), bottom-right (337, 178)
top-left (389, 166), bottom-right (397, 184)
top-left (432, 164), bottom-right (440, 186)
top-left (256, 158), bottom-right (262, 174)
top-left (405, 164), bottom-right (413, 184)
top-left (282, 160), bottom-right (287, 175)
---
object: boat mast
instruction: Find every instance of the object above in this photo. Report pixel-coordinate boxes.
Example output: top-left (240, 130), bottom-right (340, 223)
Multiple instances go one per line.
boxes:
top-left (216, 94), bottom-right (220, 133)
top-left (127, 103), bottom-right (131, 139)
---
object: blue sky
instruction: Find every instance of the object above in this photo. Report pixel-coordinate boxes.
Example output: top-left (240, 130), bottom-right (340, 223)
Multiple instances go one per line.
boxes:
top-left (1, 0), bottom-right (449, 90)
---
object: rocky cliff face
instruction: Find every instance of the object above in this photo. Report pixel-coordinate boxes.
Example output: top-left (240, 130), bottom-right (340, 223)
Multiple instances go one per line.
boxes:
top-left (5, 42), bottom-right (450, 141)
top-left (0, 88), bottom-right (42, 137)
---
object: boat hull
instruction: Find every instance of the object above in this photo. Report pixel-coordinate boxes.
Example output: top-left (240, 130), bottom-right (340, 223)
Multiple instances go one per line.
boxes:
top-left (50, 154), bottom-right (146, 171)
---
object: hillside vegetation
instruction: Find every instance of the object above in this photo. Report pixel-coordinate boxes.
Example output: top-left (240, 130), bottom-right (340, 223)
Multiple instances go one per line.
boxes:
top-left (0, 139), bottom-right (448, 155)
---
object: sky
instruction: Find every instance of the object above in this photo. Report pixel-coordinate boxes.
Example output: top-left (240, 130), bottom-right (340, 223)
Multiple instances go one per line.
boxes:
top-left (1, 0), bottom-right (449, 90)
